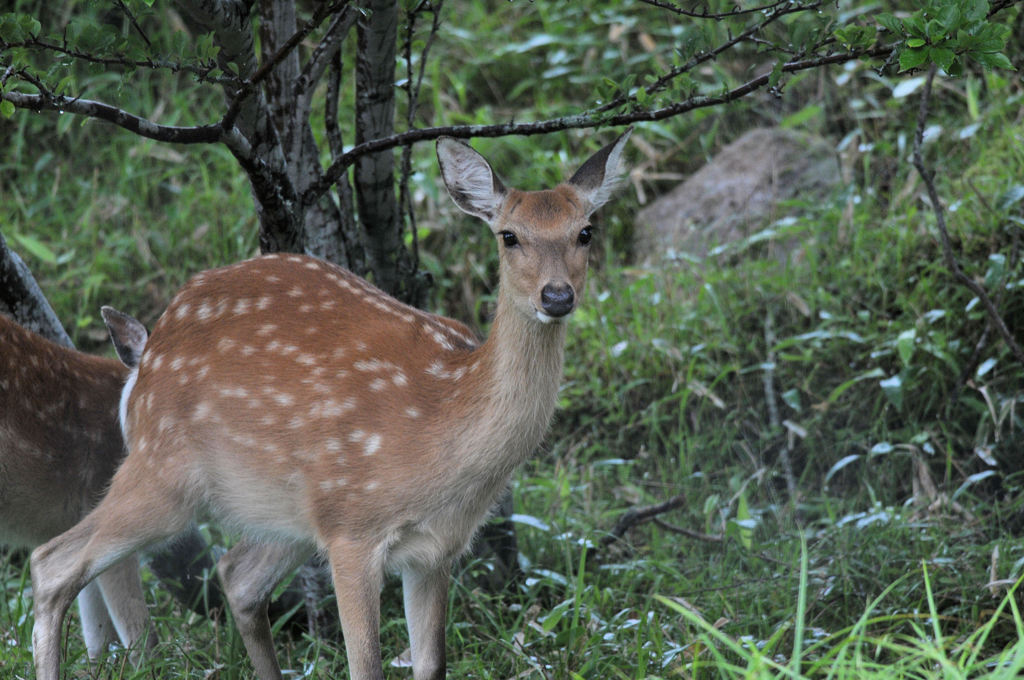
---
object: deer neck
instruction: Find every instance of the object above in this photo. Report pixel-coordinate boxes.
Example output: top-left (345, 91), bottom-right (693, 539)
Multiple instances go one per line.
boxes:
top-left (457, 286), bottom-right (568, 473)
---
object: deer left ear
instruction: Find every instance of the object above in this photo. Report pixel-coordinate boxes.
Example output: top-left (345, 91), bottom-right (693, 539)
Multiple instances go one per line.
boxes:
top-left (568, 127), bottom-right (632, 215)
top-left (101, 305), bottom-right (148, 369)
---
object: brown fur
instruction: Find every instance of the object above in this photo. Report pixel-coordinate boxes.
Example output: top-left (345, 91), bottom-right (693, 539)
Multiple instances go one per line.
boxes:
top-left (0, 313), bottom-right (150, 658)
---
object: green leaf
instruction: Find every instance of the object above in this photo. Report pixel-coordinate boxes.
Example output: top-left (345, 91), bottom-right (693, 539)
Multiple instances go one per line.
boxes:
top-left (899, 47), bottom-right (930, 72)
top-left (964, 0), bottom-right (990, 22)
top-left (0, 99), bottom-right (14, 118)
top-left (12, 233), bottom-right (58, 265)
top-left (834, 25), bottom-right (875, 49)
top-left (929, 47), bottom-right (956, 73)
top-left (925, 19), bottom-right (945, 42)
top-left (879, 374), bottom-right (903, 409)
top-left (904, 14), bottom-right (927, 38)
top-left (541, 599), bottom-right (572, 633)
top-left (996, 185), bottom-right (1024, 211)
top-left (984, 253), bottom-right (1006, 288)
top-left (907, 37), bottom-right (926, 48)
top-left (768, 59), bottom-right (785, 88)
top-left (21, 15), bottom-right (40, 36)
top-left (896, 329), bottom-right (916, 366)
top-left (781, 388), bottom-right (802, 412)
top-left (974, 51), bottom-right (1014, 71)
top-left (824, 454), bottom-right (861, 486)
top-left (876, 13), bottom-right (903, 37)
top-left (937, 5), bottom-right (961, 32)
top-left (827, 368), bottom-right (885, 404)
top-left (781, 104), bottom-right (822, 128)
top-left (736, 493), bottom-right (752, 550)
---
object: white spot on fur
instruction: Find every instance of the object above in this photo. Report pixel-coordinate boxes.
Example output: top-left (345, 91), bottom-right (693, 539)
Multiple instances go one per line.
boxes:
top-left (354, 359), bottom-right (385, 372)
top-left (219, 386), bottom-right (250, 398)
top-left (363, 433), bottom-right (382, 456)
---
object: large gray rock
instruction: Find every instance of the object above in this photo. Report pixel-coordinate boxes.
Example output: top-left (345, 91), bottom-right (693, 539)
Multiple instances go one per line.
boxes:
top-left (635, 127), bottom-right (840, 262)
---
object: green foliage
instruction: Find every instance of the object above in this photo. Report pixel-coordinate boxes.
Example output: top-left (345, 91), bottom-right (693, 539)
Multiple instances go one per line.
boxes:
top-left (875, 0), bottom-right (1015, 74)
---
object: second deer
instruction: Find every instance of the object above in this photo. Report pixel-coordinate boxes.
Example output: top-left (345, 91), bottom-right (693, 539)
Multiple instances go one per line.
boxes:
top-left (0, 312), bottom-right (151, 659)
top-left (31, 128), bottom-right (632, 680)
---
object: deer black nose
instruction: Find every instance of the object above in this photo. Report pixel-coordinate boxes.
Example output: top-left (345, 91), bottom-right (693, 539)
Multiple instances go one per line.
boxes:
top-left (541, 283), bottom-right (575, 318)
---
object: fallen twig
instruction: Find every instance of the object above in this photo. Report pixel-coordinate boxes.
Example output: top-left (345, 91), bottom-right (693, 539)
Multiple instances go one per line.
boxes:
top-left (601, 493), bottom-right (690, 546)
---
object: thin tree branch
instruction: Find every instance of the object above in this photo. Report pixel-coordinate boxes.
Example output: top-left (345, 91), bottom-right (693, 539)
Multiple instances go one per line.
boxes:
top-left (0, 89), bottom-right (223, 144)
top-left (0, 34), bottom-right (230, 83)
top-left (220, 0), bottom-right (349, 132)
top-left (593, 0), bottom-right (825, 116)
top-left (398, 0), bottom-right (443, 282)
top-left (324, 48), bottom-right (345, 161)
top-left (652, 518), bottom-right (724, 542)
top-left (638, 0), bottom-right (794, 19)
top-left (297, 6), bottom-right (359, 104)
top-left (113, 0), bottom-right (153, 49)
top-left (911, 64), bottom-right (1024, 366)
top-left (600, 494), bottom-right (688, 546)
top-left (306, 43), bottom-right (892, 205)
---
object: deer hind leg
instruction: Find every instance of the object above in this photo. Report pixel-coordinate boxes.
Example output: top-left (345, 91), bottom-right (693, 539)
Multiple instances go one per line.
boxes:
top-left (77, 579), bottom-right (117, 660)
top-left (326, 536), bottom-right (388, 680)
top-left (96, 555), bottom-right (154, 658)
top-left (31, 457), bottom-right (193, 680)
top-left (77, 558), bottom-right (152, 661)
top-left (216, 539), bottom-right (313, 680)
top-left (402, 562), bottom-right (451, 680)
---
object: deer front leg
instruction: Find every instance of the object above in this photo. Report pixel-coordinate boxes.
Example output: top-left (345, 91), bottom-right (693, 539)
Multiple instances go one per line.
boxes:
top-left (327, 537), bottom-right (387, 680)
top-left (402, 562), bottom-right (450, 680)
top-left (217, 539), bottom-right (314, 680)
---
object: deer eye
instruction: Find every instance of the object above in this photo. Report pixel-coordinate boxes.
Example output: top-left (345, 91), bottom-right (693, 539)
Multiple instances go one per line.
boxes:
top-left (577, 226), bottom-right (594, 246)
top-left (500, 231), bottom-right (519, 248)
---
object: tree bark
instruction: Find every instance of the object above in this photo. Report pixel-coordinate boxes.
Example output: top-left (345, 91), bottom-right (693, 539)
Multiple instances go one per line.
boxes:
top-left (354, 0), bottom-right (423, 303)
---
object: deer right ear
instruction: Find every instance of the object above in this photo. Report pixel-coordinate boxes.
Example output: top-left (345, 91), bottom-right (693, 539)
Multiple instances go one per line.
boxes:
top-left (568, 127), bottom-right (632, 215)
top-left (437, 137), bottom-right (507, 223)
top-left (101, 306), bottom-right (148, 369)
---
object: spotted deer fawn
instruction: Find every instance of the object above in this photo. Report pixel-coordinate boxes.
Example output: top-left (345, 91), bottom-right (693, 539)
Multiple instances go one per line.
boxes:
top-left (0, 313), bottom-right (151, 659)
top-left (31, 128), bottom-right (632, 680)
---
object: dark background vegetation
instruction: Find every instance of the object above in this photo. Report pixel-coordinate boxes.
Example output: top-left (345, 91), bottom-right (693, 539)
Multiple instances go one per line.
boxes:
top-left (2, 1), bottom-right (1024, 677)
